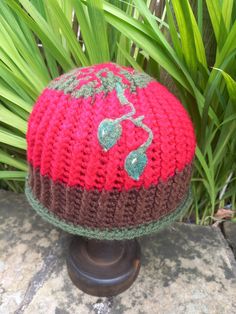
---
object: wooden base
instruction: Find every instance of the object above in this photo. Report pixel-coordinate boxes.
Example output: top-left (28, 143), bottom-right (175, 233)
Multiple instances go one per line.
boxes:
top-left (66, 236), bottom-right (141, 297)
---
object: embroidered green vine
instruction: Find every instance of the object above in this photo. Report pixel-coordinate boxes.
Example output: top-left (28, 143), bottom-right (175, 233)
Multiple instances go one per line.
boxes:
top-left (48, 65), bottom-right (153, 99)
top-left (98, 83), bottom-right (154, 180)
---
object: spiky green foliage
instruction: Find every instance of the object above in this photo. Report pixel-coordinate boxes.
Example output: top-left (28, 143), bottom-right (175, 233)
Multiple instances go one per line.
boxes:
top-left (0, 0), bottom-right (235, 225)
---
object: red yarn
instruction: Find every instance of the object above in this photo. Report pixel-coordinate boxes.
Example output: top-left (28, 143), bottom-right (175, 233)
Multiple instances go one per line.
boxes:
top-left (26, 63), bottom-right (196, 191)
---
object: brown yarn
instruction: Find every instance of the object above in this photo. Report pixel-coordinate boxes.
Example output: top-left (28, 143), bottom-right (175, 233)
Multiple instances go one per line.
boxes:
top-left (28, 163), bottom-right (192, 229)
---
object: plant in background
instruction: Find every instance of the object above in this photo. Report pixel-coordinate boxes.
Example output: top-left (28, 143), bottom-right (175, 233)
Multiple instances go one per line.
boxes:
top-left (0, 0), bottom-right (127, 191)
top-left (0, 0), bottom-right (235, 225)
top-left (102, 0), bottom-right (236, 224)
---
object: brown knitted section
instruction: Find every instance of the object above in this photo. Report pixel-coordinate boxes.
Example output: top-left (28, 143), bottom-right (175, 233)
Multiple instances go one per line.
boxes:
top-left (28, 163), bottom-right (192, 229)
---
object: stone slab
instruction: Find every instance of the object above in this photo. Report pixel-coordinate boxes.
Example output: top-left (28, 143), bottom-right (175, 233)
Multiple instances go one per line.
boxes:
top-left (0, 190), bottom-right (61, 314)
top-left (0, 190), bottom-right (236, 314)
top-left (223, 221), bottom-right (236, 258)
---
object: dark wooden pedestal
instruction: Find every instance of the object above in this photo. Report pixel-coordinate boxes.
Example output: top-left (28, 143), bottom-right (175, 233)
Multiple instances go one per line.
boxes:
top-left (66, 236), bottom-right (141, 297)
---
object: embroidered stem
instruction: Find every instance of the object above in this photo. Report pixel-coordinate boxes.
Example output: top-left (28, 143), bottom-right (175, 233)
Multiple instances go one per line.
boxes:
top-left (115, 83), bottom-right (136, 122)
top-left (97, 82), bottom-right (154, 180)
top-left (115, 83), bottom-right (153, 153)
top-left (129, 117), bottom-right (153, 153)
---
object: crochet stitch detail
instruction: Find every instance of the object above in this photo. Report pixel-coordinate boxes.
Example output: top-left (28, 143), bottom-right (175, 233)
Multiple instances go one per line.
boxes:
top-left (48, 63), bottom-right (153, 99)
top-left (25, 177), bottom-right (192, 240)
top-left (26, 162), bottom-right (192, 229)
top-left (25, 62), bottom-right (196, 239)
top-left (26, 63), bottom-right (196, 191)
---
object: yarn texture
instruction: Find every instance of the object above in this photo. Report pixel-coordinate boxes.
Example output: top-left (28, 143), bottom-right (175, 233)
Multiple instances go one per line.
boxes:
top-left (25, 62), bottom-right (196, 240)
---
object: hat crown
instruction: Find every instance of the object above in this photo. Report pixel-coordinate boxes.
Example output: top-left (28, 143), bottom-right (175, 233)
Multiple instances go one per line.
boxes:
top-left (25, 63), bottom-right (196, 239)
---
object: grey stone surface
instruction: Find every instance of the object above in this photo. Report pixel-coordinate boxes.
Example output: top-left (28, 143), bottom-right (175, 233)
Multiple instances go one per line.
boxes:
top-left (0, 189), bottom-right (236, 314)
top-left (223, 221), bottom-right (236, 257)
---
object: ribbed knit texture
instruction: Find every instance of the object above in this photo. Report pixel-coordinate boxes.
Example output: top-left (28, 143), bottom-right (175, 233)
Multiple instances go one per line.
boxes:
top-left (25, 177), bottom-right (192, 240)
top-left (25, 62), bottom-right (196, 240)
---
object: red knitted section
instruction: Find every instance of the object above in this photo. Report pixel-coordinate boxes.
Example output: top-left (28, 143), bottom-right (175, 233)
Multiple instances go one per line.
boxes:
top-left (26, 63), bottom-right (196, 191)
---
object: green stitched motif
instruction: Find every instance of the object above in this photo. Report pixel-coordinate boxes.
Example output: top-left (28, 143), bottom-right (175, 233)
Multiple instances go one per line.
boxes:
top-left (49, 64), bottom-right (154, 180)
top-left (25, 178), bottom-right (192, 241)
top-left (48, 68), bottom-right (78, 91)
top-left (124, 149), bottom-right (148, 180)
top-left (120, 69), bottom-right (153, 92)
top-left (98, 119), bottom-right (122, 151)
top-left (47, 64), bottom-right (153, 99)
top-left (98, 83), bottom-right (153, 180)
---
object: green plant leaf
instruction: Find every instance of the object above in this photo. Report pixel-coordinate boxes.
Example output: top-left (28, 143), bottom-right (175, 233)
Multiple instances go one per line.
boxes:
top-left (0, 105), bottom-right (28, 134)
top-left (205, 0), bottom-right (222, 42)
top-left (0, 149), bottom-right (27, 171)
top-left (0, 0), bottom-right (235, 225)
top-left (0, 128), bottom-right (26, 150)
top-left (0, 85), bottom-right (32, 113)
top-left (222, 0), bottom-right (234, 32)
top-left (116, 42), bottom-right (142, 71)
top-left (195, 146), bottom-right (216, 209)
top-left (72, 0), bottom-right (100, 64)
top-left (171, 0), bottom-right (197, 77)
top-left (104, 7), bottom-right (191, 92)
top-left (166, 1), bottom-right (183, 60)
top-left (87, 0), bottom-right (110, 62)
top-left (0, 64), bottom-right (37, 101)
top-left (216, 69), bottom-right (236, 102)
top-left (46, 0), bottom-right (88, 66)
top-left (0, 170), bottom-right (27, 180)
top-left (186, 1), bottom-right (208, 70)
top-left (6, 0), bottom-right (74, 71)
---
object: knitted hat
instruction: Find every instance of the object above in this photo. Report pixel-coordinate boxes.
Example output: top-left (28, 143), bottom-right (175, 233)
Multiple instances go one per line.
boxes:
top-left (25, 62), bottom-right (196, 240)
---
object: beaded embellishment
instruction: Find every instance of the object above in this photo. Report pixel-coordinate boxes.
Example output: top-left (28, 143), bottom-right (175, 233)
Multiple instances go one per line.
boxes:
top-left (98, 83), bottom-right (153, 180)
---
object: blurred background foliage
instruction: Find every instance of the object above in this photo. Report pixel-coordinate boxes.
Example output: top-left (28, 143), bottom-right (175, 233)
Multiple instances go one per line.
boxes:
top-left (0, 0), bottom-right (235, 224)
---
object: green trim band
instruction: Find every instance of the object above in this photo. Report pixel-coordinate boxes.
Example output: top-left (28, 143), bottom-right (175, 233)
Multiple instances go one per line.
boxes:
top-left (25, 181), bottom-right (192, 240)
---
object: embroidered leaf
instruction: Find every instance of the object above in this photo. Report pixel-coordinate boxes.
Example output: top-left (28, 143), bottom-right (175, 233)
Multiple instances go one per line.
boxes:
top-left (98, 119), bottom-right (122, 151)
top-left (124, 149), bottom-right (147, 180)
